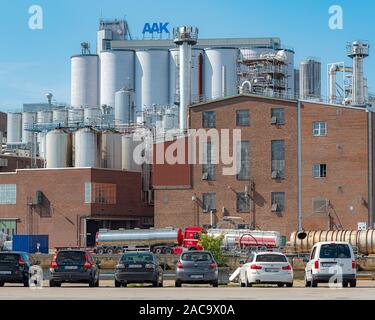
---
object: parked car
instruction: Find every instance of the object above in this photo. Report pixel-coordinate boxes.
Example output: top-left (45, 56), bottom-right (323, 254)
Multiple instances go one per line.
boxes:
top-left (49, 249), bottom-right (100, 287)
top-left (175, 251), bottom-right (219, 287)
top-left (114, 252), bottom-right (164, 287)
top-left (304, 241), bottom-right (356, 288)
top-left (239, 252), bottom-right (293, 287)
top-left (0, 252), bottom-right (32, 287)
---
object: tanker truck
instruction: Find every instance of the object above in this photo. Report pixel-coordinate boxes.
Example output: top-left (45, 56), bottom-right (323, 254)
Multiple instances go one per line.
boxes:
top-left (95, 226), bottom-right (206, 255)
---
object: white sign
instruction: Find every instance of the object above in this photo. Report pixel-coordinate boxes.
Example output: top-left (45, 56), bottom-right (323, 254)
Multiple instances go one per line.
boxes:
top-left (358, 222), bottom-right (367, 231)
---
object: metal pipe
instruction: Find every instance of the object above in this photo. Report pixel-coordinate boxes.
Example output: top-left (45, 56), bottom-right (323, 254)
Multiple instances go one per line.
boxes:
top-left (329, 64), bottom-right (338, 104)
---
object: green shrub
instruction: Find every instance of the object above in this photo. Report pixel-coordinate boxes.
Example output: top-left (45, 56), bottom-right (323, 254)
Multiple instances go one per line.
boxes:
top-left (199, 234), bottom-right (227, 267)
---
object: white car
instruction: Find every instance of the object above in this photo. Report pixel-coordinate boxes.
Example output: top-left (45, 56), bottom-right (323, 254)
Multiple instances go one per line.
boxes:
top-left (304, 241), bottom-right (356, 288)
top-left (238, 252), bottom-right (293, 287)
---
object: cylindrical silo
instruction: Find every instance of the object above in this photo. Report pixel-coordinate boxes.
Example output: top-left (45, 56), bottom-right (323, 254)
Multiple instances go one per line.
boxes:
top-left (22, 112), bottom-right (37, 144)
top-left (37, 132), bottom-right (47, 159)
top-left (100, 50), bottom-right (135, 109)
top-left (121, 134), bottom-right (142, 172)
top-left (7, 113), bottom-right (22, 144)
top-left (74, 127), bottom-right (101, 168)
top-left (101, 131), bottom-right (122, 169)
top-left (204, 48), bottom-right (238, 100)
top-left (84, 107), bottom-right (102, 124)
top-left (71, 54), bottom-right (99, 108)
top-left (37, 110), bottom-right (53, 125)
top-left (68, 108), bottom-right (84, 124)
top-left (46, 129), bottom-right (72, 168)
top-left (52, 109), bottom-right (68, 127)
top-left (299, 59), bottom-right (322, 100)
top-left (135, 49), bottom-right (169, 112)
top-left (115, 89), bottom-right (135, 126)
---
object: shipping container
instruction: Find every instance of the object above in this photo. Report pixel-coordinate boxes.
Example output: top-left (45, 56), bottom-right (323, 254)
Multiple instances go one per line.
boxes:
top-left (12, 235), bottom-right (49, 254)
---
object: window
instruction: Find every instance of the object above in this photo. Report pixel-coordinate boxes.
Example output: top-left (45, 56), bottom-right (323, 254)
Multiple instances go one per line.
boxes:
top-left (237, 141), bottom-right (250, 180)
top-left (271, 108), bottom-right (285, 125)
top-left (319, 244), bottom-right (351, 259)
top-left (202, 142), bottom-right (216, 181)
top-left (313, 164), bottom-right (327, 178)
top-left (271, 192), bottom-right (285, 212)
top-left (85, 182), bottom-right (116, 204)
top-left (271, 140), bottom-right (285, 179)
top-left (0, 219), bottom-right (17, 239)
top-left (202, 193), bottom-right (216, 212)
top-left (313, 122), bottom-right (327, 136)
top-left (236, 110), bottom-right (250, 126)
top-left (105, 40), bottom-right (111, 50)
top-left (0, 159), bottom-right (8, 167)
top-left (0, 184), bottom-right (16, 205)
top-left (203, 111), bottom-right (216, 128)
top-left (312, 197), bottom-right (329, 213)
top-left (237, 192), bottom-right (250, 213)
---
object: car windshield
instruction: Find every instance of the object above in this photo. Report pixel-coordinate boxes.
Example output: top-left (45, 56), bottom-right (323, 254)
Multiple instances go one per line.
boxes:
top-left (0, 254), bottom-right (19, 263)
top-left (121, 253), bottom-right (154, 263)
top-left (320, 244), bottom-right (351, 259)
top-left (182, 252), bottom-right (212, 262)
top-left (256, 254), bottom-right (287, 263)
top-left (56, 251), bottom-right (86, 265)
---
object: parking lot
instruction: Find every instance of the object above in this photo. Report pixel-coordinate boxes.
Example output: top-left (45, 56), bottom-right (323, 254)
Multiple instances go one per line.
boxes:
top-left (0, 280), bottom-right (375, 300)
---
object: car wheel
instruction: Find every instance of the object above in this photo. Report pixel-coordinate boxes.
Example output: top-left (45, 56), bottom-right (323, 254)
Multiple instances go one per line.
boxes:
top-left (89, 279), bottom-right (96, 287)
top-left (23, 279), bottom-right (30, 287)
top-left (152, 281), bottom-right (159, 287)
top-left (286, 282), bottom-right (293, 288)
top-left (175, 280), bottom-right (182, 287)
top-left (246, 281), bottom-right (252, 287)
top-left (106, 248), bottom-right (114, 255)
top-left (96, 248), bottom-right (105, 255)
top-left (154, 247), bottom-right (163, 255)
top-left (0, 282), bottom-right (4, 287)
top-left (122, 282), bottom-right (128, 287)
top-left (350, 280), bottom-right (357, 288)
top-left (95, 279), bottom-right (100, 287)
top-left (115, 280), bottom-right (122, 288)
top-left (311, 280), bottom-right (318, 288)
top-left (212, 280), bottom-right (219, 288)
top-left (304, 276), bottom-right (311, 287)
top-left (164, 248), bottom-right (172, 255)
top-left (277, 283), bottom-right (284, 288)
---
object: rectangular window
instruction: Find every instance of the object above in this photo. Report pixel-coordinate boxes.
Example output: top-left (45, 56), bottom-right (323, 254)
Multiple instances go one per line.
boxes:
top-left (313, 164), bottom-right (327, 178)
top-left (202, 193), bottom-right (216, 212)
top-left (203, 111), bottom-right (216, 128)
top-left (84, 182), bottom-right (116, 205)
top-left (237, 192), bottom-right (250, 213)
top-left (0, 184), bottom-right (16, 205)
top-left (271, 192), bottom-right (285, 213)
top-left (237, 141), bottom-right (250, 180)
top-left (271, 140), bottom-right (285, 179)
top-left (202, 141), bottom-right (216, 181)
top-left (312, 197), bottom-right (328, 213)
top-left (313, 122), bottom-right (327, 136)
top-left (236, 110), bottom-right (250, 126)
top-left (0, 219), bottom-right (17, 239)
top-left (271, 108), bottom-right (285, 125)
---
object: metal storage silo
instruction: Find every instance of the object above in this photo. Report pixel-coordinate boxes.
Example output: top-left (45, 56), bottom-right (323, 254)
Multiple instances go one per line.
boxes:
top-left (37, 110), bottom-right (53, 125)
top-left (100, 50), bottom-right (135, 109)
top-left (135, 49), bottom-right (169, 112)
top-left (74, 127), bottom-right (101, 168)
top-left (204, 48), bottom-right (238, 100)
top-left (299, 59), bottom-right (321, 100)
top-left (84, 107), bottom-right (102, 124)
top-left (115, 89), bottom-right (135, 126)
top-left (37, 132), bottom-right (47, 159)
top-left (101, 131), bottom-right (122, 169)
top-left (7, 113), bottom-right (22, 144)
top-left (71, 54), bottom-right (99, 108)
top-left (46, 129), bottom-right (72, 168)
top-left (121, 134), bottom-right (142, 172)
top-left (52, 109), bottom-right (68, 127)
top-left (22, 112), bottom-right (36, 144)
top-left (68, 108), bottom-right (84, 124)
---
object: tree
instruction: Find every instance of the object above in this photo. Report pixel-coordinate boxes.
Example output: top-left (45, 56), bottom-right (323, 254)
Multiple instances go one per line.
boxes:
top-left (199, 234), bottom-right (227, 267)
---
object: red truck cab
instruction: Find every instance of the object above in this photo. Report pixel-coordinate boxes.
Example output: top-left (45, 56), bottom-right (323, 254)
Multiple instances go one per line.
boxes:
top-left (172, 226), bottom-right (206, 254)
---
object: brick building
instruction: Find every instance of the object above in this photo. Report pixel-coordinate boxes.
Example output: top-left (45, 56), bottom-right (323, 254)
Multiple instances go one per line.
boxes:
top-left (0, 168), bottom-right (153, 248)
top-left (153, 94), bottom-right (371, 238)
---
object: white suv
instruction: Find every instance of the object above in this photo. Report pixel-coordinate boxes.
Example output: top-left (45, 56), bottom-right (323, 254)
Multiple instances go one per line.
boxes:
top-left (239, 252), bottom-right (293, 287)
top-left (304, 242), bottom-right (357, 288)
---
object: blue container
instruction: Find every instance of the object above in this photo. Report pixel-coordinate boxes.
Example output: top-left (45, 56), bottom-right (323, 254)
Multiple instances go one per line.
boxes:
top-left (12, 235), bottom-right (49, 254)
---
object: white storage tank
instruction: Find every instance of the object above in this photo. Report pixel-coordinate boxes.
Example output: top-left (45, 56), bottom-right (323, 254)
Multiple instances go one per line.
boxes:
top-left (74, 127), bottom-right (101, 168)
top-left (68, 108), bottom-right (84, 124)
top-left (84, 107), bottom-right (102, 124)
top-left (37, 132), bottom-right (47, 159)
top-left (135, 49), bottom-right (169, 112)
top-left (100, 50), bottom-right (134, 109)
top-left (22, 112), bottom-right (36, 144)
top-left (46, 129), bottom-right (72, 168)
top-left (101, 131), bottom-right (122, 169)
top-left (204, 48), bottom-right (238, 100)
top-left (115, 89), bottom-right (135, 126)
top-left (37, 110), bottom-right (53, 125)
top-left (52, 109), bottom-right (68, 127)
top-left (121, 134), bottom-right (142, 172)
top-left (71, 54), bottom-right (99, 108)
top-left (7, 113), bottom-right (22, 144)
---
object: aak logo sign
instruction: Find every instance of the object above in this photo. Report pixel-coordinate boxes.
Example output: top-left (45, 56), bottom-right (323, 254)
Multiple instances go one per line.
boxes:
top-left (142, 22), bottom-right (170, 34)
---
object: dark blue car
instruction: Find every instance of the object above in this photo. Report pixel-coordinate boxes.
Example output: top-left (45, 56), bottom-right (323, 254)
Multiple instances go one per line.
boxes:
top-left (0, 252), bottom-right (32, 287)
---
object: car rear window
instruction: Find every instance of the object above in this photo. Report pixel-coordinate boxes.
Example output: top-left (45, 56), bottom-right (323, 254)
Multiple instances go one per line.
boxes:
top-left (56, 251), bottom-right (86, 265)
top-left (121, 253), bottom-right (154, 263)
top-left (319, 244), bottom-right (351, 259)
top-left (256, 254), bottom-right (288, 263)
top-left (0, 254), bottom-right (19, 263)
top-left (182, 252), bottom-right (212, 262)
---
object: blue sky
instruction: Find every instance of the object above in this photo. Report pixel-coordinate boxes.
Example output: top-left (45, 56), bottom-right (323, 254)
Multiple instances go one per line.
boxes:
top-left (0, 0), bottom-right (374, 110)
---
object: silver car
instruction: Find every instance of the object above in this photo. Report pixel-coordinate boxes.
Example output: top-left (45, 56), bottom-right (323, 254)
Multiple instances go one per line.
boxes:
top-left (175, 251), bottom-right (219, 287)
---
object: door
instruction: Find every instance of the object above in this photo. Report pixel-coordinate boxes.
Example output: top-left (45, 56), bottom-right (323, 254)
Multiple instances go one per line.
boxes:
top-left (0, 220), bottom-right (17, 240)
